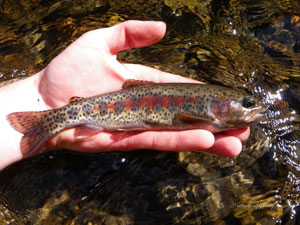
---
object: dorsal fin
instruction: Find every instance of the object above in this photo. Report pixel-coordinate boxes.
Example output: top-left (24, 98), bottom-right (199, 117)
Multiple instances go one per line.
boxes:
top-left (69, 96), bottom-right (84, 103)
top-left (122, 79), bottom-right (155, 89)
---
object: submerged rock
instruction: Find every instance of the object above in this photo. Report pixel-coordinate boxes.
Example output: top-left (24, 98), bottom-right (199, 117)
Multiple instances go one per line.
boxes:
top-left (0, 0), bottom-right (299, 224)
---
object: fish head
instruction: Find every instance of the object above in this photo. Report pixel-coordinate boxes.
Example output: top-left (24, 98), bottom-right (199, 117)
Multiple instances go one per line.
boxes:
top-left (210, 94), bottom-right (266, 128)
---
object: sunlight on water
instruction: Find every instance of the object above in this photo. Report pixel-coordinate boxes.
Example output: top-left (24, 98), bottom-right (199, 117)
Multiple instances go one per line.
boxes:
top-left (0, 0), bottom-right (299, 224)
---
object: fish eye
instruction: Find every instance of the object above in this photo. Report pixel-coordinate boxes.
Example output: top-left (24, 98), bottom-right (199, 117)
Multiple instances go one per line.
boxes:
top-left (241, 96), bottom-right (256, 108)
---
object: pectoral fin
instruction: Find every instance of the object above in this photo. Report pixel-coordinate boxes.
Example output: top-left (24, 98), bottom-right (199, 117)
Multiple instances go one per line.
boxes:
top-left (175, 113), bottom-right (214, 124)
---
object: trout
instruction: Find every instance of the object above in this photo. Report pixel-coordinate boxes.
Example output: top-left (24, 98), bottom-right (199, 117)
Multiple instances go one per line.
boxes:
top-left (6, 80), bottom-right (265, 155)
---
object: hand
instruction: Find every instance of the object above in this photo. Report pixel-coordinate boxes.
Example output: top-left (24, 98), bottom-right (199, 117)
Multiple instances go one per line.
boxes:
top-left (0, 20), bottom-right (249, 170)
top-left (37, 20), bottom-right (249, 156)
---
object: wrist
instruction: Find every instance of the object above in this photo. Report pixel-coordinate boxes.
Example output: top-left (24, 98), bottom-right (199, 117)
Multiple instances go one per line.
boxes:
top-left (0, 71), bottom-right (48, 111)
top-left (0, 71), bottom-right (46, 169)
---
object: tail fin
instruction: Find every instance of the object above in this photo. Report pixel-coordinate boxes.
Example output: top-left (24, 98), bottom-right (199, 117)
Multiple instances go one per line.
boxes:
top-left (6, 111), bottom-right (50, 156)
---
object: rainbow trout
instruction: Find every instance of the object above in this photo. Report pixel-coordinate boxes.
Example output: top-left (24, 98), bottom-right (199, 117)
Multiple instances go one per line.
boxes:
top-left (7, 80), bottom-right (265, 155)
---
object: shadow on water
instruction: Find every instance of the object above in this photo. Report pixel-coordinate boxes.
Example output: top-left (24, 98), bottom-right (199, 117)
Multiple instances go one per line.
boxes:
top-left (0, 0), bottom-right (299, 224)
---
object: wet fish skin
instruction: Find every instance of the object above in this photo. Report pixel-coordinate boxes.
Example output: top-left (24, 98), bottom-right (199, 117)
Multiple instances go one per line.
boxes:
top-left (6, 81), bottom-right (265, 155)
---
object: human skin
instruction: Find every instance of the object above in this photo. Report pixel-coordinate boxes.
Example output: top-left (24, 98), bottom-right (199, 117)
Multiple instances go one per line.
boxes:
top-left (0, 20), bottom-right (250, 170)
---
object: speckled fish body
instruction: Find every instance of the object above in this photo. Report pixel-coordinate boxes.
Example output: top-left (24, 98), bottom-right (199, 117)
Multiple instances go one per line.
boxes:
top-left (7, 81), bottom-right (265, 155)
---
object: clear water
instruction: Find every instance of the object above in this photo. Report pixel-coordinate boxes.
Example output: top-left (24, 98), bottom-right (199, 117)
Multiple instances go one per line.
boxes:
top-left (0, 0), bottom-right (299, 224)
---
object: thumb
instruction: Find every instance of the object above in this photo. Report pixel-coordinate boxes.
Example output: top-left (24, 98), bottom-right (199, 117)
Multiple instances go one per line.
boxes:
top-left (105, 20), bottom-right (166, 54)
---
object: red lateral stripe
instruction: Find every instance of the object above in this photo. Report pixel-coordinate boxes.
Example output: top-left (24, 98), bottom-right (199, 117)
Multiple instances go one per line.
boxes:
top-left (146, 97), bottom-right (154, 111)
top-left (140, 96), bottom-right (147, 108)
top-left (174, 96), bottom-right (185, 107)
top-left (94, 96), bottom-right (195, 113)
top-left (93, 105), bottom-right (101, 112)
top-left (106, 103), bottom-right (115, 110)
top-left (151, 96), bottom-right (170, 108)
top-left (160, 96), bottom-right (170, 108)
top-left (187, 97), bottom-right (197, 103)
top-left (138, 96), bottom-right (154, 110)
top-left (124, 99), bottom-right (132, 111)
top-left (152, 96), bottom-right (161, 106)
top-left (136, 95), bottom-right (193, 110)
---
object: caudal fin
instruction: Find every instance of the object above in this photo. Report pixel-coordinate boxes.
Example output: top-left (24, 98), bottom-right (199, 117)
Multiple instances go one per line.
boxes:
top-left (6, 111), bottom-right (50, 156)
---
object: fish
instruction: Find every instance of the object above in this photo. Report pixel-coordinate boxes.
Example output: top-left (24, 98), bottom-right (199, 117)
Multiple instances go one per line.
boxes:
top-left (6, 80), bottom-right (265, 156)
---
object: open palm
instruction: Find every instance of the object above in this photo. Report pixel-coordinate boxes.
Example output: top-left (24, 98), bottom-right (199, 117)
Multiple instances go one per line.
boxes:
top-left (37, 20), bottom-right (249, 156)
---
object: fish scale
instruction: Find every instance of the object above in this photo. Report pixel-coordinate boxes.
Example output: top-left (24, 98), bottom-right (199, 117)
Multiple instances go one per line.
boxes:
top-left (6, 80), bottom-right (265, 156)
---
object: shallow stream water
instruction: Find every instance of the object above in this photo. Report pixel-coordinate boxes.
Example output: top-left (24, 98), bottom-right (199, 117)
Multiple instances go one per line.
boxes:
top-left (0, 0), bottom-right (299, 224)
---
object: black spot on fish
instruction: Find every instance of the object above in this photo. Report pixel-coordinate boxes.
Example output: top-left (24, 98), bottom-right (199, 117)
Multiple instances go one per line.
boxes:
top-left (196, 97), bottom-right (204, 111)
top-left (100, 108), bottom-right (107, 116)
top-left (67, 107), bottom-right (78, 119)
top-left (131, 96), bottom-right (140, 112)
top-left (104, 95), bottom-right (113, 102)
top-left (89, 98), bottom-right (96, 105)
top-left (107, 112), bottom-right (112, 119)
top-left (99, 101), bottom-right (107, 107)
top-left (153, 104), bottom-right (162, 113)
top-left (168, 102), bottom-right (176, 113)
top-left (114, 101), bottom-right (124, 115)
top-left (46, 117), bottom-right (53, 123)
top-left (182, 102), bottom-right (193, 112)
top-left (82, 103), bottom-right (92, 116)
top-left (145, 108), bottom-right (151, 115)
top-left (53, 112), bottom-right (65, 123)
top-left (130, 95), bottom-right (140, 112)
top-left (145, 90), bottom-right (153, 95)
top-left (197, 103), bottom-right (204, 111)
top-left (131, 104), bottom-right (139, 111)
top-left (164, 111), bottom-right (168, 117)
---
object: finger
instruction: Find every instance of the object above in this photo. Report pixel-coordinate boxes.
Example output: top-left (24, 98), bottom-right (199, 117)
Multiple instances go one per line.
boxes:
top-left (57, 129), bottom-right (215, 152)
top-left (107, 20), bottom-right (166, 54)
top-left (204, 134), bottom-right (242, 157)
top-left (223, 127), bottom-right (250, 142)
top-left (122, 63), bottom-right (202, 83)
top-left (112, 130), bottom-right (215, 151)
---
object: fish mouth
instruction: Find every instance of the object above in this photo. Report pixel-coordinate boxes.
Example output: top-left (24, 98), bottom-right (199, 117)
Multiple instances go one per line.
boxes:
top-left (245, 106), bottom-right (266, 123)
